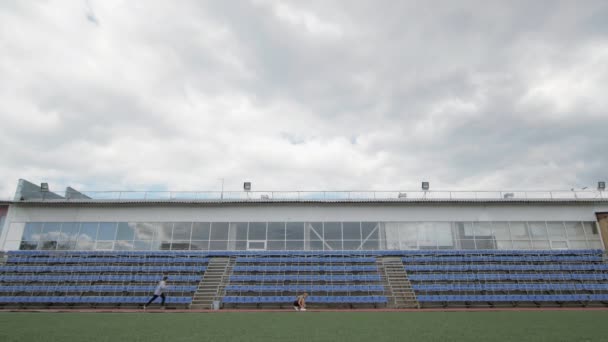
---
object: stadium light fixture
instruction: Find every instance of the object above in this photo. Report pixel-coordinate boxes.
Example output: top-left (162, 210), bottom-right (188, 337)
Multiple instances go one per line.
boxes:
top-left (243, 182), bottom-right (251, 191)
top-left (40, 183), bottom-right (49, 192)
top-left (421, 182), bottom-right (429, 191)
top-left (599, 181), bottom-right (606, 191)
top-left (398, 192), bottom-right (408, 199)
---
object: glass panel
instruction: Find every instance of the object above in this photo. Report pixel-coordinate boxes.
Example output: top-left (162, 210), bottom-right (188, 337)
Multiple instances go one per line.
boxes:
top-left (564, 222), bottom-right (585, 238)
top-left (529, 222), bottom-right (548, 240)
top-left (361, 239), bottom-right (379, 250)
top-left (97, 223), bottom-right (117, 240)
top-left (326, 240), bottom-right (342, 250)
top-left (95, 241), bottom-right (113, 250)
top-left (361, 222), bottom-right (378, 239)
top-left (475, 239), bottom-right (496, 249)
top-left (474, 222), bottom-right (492, 237)
top-left (547, 222), bottom-right (566, 238)
top-left (436, 223), bottom-right (454, 247)
top-left (267, 240), bottom-right (285, 250)
top-left (589, 241), bottom-right (603, 248)
top-left (210, 223), bottom-right (229, 240)
top-left (569, 240), bottom-right (588, 249)
top-left (59, 223), bottom-right (79, 241)
top-left (133, 222), bottom-right (158, 240)
top-left (492, 222), bottom-right (510, 239)
top-left (57, 241), bottom-right (76, 250)
top-left (114, 240), bottom-right (134, 250)
top-left (116, 222), bottom-right (135, 240)
top-left (509, 223), bottom-right (529, 239)
top-left (190, 240), bottom-right (209, 250)
top-left (513, 240), bottom-right (532, 249)
top-left (343, 240), bottom-right (361, 250)
top-left (551, 241), bottom-right (568, 249)
top-left (22, 223), bottom-right (43, 241)
top-left (583, 222), bottom-right (599, 237)
top-left (342, 222), bottom-right (361, 240)
top-left (231, 223), bottom-right (248, 240)
top-left (286, 222), bottom-right (304, 240)
top-left (41, 222), bottom-right (61, 241)
top-left (417, 222), bottom-right (437, 246)
top-left (20, 241), bottom-right (38, 250)
top-left (158, 223), bottom-right (174, 241)
top-left (309, 240), bottom-right (324, 250)
top-left (285, 240), bottom-right (304, 251)
top-left (248, 241), bottom-right (265, 250)
top-left (400, 223), bottom-right (418, 245)
top-left (209, 240), bottom-right (228, 250)
top-left (248, 222), bottom-right (267, 240)
top-left (496, 240), bottom-right (513, 249)
top-left (171, 241), bottom-right (190, 250)
top-left (234, 240), bottom-right (247, 250)
top-left (39, 241), bottom-right (58, 250)
top-left (323, 223), bottom-right (341, 240)
top-left (458, 239), bottom-right (475, 249)
top-left (75, 238), bottom-right (95, 250)
top-left (172, 223), bottom-right (192, 240)
top-left (133, 240), bottom-right (153, 250)
top-left (532, 240), bottom-right (550, 249)
top-left (191, 223), bottom-right (210, 240)
top-left (79, 222), bottom-right (98, 242)
top-left (268, 222), bottom-right (286, 240)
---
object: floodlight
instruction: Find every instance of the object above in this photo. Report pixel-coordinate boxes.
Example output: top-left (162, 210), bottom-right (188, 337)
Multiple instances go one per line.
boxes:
top-left (243, 182), bottom-right (251, 191)
top-left (421, 182), bottom-right (429, 191)
top-left (599, 181), bottom-right (606, 191)
top-left (40, 183), bottom-right (49, 192)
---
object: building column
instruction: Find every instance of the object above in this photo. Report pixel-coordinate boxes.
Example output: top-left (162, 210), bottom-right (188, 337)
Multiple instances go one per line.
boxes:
top-left (596, 213), bottom-right (608, 250)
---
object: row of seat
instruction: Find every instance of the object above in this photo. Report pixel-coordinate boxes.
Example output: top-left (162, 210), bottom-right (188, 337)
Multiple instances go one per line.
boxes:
top-left (225, 285), bottom-right (384, 292)
top-left (8, 257), bottom-right (209, 264)
top-left (0, 285), bottom-right (198, 293)
top-left (405, 264), bottom-right (608, 271)
top-left (0, 275), bottom-right (201, 282)
top-left (402, 256), bottom-right (604, 263)
top-left (417, 294), bottom-right (608, 302)
top-left (9, 249), bottom-right (602, 256)
top-left (408, 273), bottom-right (608, 281)
top-left (232, 266), bottom-right (378, 272)
top-left (0, 266), bottom-right (206, 273)
top-left (412, 283), bottom-right (608, 292)
top-left (0, 296), bottom-right (192, 304)
top-left (236, 257), bottom-right (376, 263)
top-left (222, 296), bottom-right (387, 303)
top-left (230, 275), bottom-right (382, 282)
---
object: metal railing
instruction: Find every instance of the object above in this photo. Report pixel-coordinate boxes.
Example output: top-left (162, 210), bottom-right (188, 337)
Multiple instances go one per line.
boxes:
top-left (15, 190), bottom-right (608, 202)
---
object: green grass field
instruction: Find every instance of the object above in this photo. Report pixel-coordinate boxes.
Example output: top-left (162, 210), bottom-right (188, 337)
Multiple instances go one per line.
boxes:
top-left (1, 311), bottom-right (608, 342)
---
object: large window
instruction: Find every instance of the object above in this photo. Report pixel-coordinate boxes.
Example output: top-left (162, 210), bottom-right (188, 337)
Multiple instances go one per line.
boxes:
top-left (10, 220), bottom-right (603, 251)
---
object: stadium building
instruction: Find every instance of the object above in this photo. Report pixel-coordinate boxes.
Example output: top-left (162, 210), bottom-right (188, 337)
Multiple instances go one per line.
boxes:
top-left (0, 179), bottom-right (608, 310)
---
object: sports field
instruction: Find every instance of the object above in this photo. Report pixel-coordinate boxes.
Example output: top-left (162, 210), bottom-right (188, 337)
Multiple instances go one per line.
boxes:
top-left (1, 311), bottom-right (607, 342)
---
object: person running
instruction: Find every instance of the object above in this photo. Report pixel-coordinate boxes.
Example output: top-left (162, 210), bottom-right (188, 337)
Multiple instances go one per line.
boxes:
top-left (144, 276), bottom-right (168, 309)
top-left (293, 292), bottom-right (308, 311)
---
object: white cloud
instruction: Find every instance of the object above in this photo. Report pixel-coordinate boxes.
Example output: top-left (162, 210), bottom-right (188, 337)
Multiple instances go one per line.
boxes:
top-left (0, 0), bottom-right (607, 199)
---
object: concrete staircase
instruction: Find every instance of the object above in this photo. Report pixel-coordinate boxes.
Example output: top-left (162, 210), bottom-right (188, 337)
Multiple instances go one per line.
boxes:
top-left (378, 256), bottom-right (419, 309)
top-left (190, 257), bottom-right (234, 309)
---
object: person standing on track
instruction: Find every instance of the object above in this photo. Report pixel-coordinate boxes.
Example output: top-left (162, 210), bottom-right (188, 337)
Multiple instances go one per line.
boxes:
top-left (144, 276), bottom-right (168, 309)
top-left (293, 292), bottom-right (308, 311)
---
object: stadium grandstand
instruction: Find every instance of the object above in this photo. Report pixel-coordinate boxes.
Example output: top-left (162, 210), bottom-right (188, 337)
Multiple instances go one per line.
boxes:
top-left (1, 179), bottom-right (608, 311)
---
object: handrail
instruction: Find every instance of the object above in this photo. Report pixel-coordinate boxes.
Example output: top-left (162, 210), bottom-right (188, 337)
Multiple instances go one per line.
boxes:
top-left (15, 189), bottom-right (607, 202)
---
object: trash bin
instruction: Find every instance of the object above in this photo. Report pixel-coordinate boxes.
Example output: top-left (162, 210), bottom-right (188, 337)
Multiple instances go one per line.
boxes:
top-left (212, 300), bottom-right (220, 310)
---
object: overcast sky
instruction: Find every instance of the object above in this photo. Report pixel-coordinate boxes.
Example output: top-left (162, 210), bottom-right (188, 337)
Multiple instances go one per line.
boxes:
top-left (0, 1), bottom-right (607, 198)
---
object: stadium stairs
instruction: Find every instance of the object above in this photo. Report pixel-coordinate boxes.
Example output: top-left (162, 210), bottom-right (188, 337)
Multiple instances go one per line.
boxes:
top-left (378, 257), bottom-right (419, 308)
top-left (191, 256), bottom-right (234, 309)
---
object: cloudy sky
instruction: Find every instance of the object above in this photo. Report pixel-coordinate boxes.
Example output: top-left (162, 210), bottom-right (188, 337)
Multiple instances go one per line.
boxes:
top-left (0, 0), bottom-right (607, 198)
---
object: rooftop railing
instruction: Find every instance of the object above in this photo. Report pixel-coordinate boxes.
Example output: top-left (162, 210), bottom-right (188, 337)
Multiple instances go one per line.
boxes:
top-left (15, 190), bottom-right (608, 202)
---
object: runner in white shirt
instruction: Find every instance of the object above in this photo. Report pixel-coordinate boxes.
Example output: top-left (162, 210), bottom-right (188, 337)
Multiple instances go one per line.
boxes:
top-left (144, 276), bottom-right (168, 309)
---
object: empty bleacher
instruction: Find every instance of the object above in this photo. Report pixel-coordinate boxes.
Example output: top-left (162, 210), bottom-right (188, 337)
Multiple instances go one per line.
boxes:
top-left (405, 249), bottom-right (608, 307)
top-left (1, 249), bottom-right (608, 309)
top-left (0, 251), bottom-right (207, 308)
top-left (223, 254), bottom-right (387, 308)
